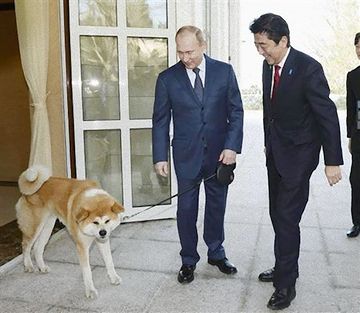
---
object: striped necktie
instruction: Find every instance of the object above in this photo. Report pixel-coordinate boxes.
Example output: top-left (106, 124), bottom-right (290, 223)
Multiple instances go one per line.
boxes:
top-left (271, 65), bottom-right (281, 102)
top-left (193, 67), bottom-right (204, 102)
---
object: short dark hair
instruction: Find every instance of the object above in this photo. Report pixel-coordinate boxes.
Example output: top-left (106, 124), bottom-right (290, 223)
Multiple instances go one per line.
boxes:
top-left (354, 32), bottom-right (360, 45)
top-left (249, 13), bottom-right (290, 47)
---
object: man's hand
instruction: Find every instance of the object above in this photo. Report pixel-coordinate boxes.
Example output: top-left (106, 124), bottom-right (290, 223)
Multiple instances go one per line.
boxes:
top-left (154, 161), bottom-right (169, 177)
top-left (219, 149), bottom-right (237, 165)
top-left (325, 165), bottom-right (342, 186)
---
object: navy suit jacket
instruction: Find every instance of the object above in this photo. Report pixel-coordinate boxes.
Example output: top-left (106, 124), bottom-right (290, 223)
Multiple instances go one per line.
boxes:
top-left (346, 65), bottom-right (360, 153)
top-left (262, 48), bottom-right (343, 178)
top-left (152, 55), bottom-right (243, 179)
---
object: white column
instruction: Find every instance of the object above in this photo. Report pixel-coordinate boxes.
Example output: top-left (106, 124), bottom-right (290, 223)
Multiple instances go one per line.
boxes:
top-left (228, 0), bottom-right (242, 79)
top-left (208, 0), bottom-right (229, 62)
top-left (175, 0), bottom-right (207, 32)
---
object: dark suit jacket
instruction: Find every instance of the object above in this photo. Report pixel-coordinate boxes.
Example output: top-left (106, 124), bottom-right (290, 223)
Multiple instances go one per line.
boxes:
top-left (262, 48), bottom-right (343, 179)
top-left (346, 65), bottom-right (360, 153)
top-left (152, 55), bottom-right (243, 179)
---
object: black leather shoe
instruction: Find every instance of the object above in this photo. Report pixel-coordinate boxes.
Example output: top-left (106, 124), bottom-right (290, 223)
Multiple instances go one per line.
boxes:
top-left (258, 267), bottom-right (275, 282)
top-left (177, 265), bottom-right (196, 284)
top-left (346, 225), bottom-right (360, 238)
top-left (208, 258), bottom-right (237, 274)
top-left (267, 286), bottom-right (296, 310)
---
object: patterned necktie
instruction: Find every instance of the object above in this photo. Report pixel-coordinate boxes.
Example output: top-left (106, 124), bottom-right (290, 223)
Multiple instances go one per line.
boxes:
top-left (271, 65), bottom-right (281, 101)
top-left (193, 67), bottom-right (204, 102)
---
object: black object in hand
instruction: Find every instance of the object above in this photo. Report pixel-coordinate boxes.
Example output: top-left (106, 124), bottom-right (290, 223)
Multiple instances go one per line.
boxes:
top-left (216, 162), bottom-right (236, 185)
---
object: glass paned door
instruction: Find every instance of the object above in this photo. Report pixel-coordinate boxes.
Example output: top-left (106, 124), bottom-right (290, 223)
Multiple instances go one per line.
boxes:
top-left (80, 36), bottom-right (120, 120)
top-left (69, 0), bottom-right (176, 221)
top-left (127, 37), bottom-right (168, 119)
top-left (130, 129), bottom-right (170, 207)
top-left (126, 0), bottom-right (167, 28)
top-left (79, 0), bottom-right (117, 27)
top-left (84, 130), bottom-right (123, 203)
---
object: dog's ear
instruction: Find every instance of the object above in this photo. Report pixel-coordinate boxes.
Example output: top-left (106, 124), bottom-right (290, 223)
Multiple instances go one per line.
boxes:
top-left (111, 202), bottom-right (124, 213)
top-left (75, 208), bottom-right (90, 223)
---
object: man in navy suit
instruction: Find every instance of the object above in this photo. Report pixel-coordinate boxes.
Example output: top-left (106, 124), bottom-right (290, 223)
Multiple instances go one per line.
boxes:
top-left (249, 13), bottom-right (343, 310)
top-left (152, 25), bottom-right (243, 284)
top-left (346, 32), bottom-right (360, 238)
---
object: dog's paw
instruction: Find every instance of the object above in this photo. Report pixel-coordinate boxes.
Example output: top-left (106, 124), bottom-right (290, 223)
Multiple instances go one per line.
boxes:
top-left (109, 273), bottom-right (122, 285)
top-left (24, 265), bottom-right (35, 273)
top-left (85, 288), bottom-right (98, 299)
top-left (39, 265), bottom-right (51, 273)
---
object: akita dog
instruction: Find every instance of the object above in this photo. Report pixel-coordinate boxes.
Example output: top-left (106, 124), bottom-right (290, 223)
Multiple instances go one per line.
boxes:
top-left (16, 165), bottom-right (124, 298)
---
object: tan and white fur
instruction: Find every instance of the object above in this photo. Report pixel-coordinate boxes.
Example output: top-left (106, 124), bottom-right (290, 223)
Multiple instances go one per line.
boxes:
top-left (16, 165), bottom-right (124, 298)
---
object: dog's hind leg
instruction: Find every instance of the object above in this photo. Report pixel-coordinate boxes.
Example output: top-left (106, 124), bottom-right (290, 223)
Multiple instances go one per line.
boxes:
top-left (21, 234), bottom-right (36, 273)
top-left (33, 215), bottom-right (57, 273)
top-left (16, 198), bottom-right (44, 273)
top-left (95, 239), bottom-right (121, 285)
top-left (76, 235), bottom-right (98, 298)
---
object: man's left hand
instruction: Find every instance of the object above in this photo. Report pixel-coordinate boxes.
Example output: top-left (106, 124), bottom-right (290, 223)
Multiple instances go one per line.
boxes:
top-left (325, 165), bottom-right (342, 186)
top-left (219, 149), bottom-right (237, 165)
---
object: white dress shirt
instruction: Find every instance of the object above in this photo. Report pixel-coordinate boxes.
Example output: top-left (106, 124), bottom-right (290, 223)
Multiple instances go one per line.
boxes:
top-left (186, 56), bottom-right (206, 88)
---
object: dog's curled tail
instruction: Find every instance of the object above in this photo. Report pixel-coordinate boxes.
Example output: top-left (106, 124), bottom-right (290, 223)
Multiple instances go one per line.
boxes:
top-left (18, 165), bottom-right (51, 195)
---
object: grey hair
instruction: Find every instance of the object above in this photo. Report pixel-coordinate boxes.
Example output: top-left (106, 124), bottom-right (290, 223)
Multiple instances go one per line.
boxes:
top-left (176, 25), bottom-right (206, 45)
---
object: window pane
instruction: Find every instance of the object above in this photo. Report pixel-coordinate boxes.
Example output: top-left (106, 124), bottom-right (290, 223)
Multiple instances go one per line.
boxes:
top-left (130, 129), bottom-right (170, 207)
top-left (79, 0), bottom-right (117, 26)
top-left (84, 130), bottom-right (123, 203)
top-left (80, 36), bottom-right (120, 120)
top-left (127, 37), bottom-right (168, 119)
top-left (126, 0), bottom-right (167, 28)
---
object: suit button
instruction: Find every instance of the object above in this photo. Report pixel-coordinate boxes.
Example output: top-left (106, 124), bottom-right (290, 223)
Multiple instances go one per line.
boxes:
top-left (270, 118), bottom-right (274, 123)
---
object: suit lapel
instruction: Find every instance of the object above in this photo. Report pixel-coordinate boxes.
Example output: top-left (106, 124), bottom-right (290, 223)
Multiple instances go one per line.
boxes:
top-left (277, 48), bottom-right (296, 95)
top-left (263, 61), bottom-right (272, 103)
top-left (266, 48), bottom-right (296, 107)
top-left (203, 55), bottom-right (215, 105)
top-left (173, 61), bottom-right (202, 106)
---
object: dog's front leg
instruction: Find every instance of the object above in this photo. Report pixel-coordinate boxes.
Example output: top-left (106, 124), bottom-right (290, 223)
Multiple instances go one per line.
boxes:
top-left (96, 239), bottom-right (121, 285)
top-left (76, 238), bottom-right (98, 299)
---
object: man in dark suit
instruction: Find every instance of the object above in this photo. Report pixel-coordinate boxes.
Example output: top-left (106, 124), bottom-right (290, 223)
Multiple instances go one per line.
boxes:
top-left (249, 13), bottom-right (343, 310)
top-left (346, 32), bottom-right (360, 238)
top-left (152, 25), bottom-right (243, 284)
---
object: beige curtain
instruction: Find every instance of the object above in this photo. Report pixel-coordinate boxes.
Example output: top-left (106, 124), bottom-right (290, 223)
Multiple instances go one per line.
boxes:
top-left (14, 0), bottom-right (52, 173)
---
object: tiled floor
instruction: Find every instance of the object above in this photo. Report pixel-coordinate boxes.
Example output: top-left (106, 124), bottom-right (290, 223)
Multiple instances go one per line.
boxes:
top-left (1, 111), bottom-right (359, 313)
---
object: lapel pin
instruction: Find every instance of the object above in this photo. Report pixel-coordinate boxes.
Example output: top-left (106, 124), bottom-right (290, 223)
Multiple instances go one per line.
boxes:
top-left (289, 69), bottom-right (293, 75)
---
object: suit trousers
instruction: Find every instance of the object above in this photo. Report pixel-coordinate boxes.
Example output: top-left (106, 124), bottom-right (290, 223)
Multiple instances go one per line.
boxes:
top-left (267, 153), bottom-right (311, 289)
top-left (176, 152), bottom-right (228, 266)
top-left (350, 153), bottom-right (360, 225)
